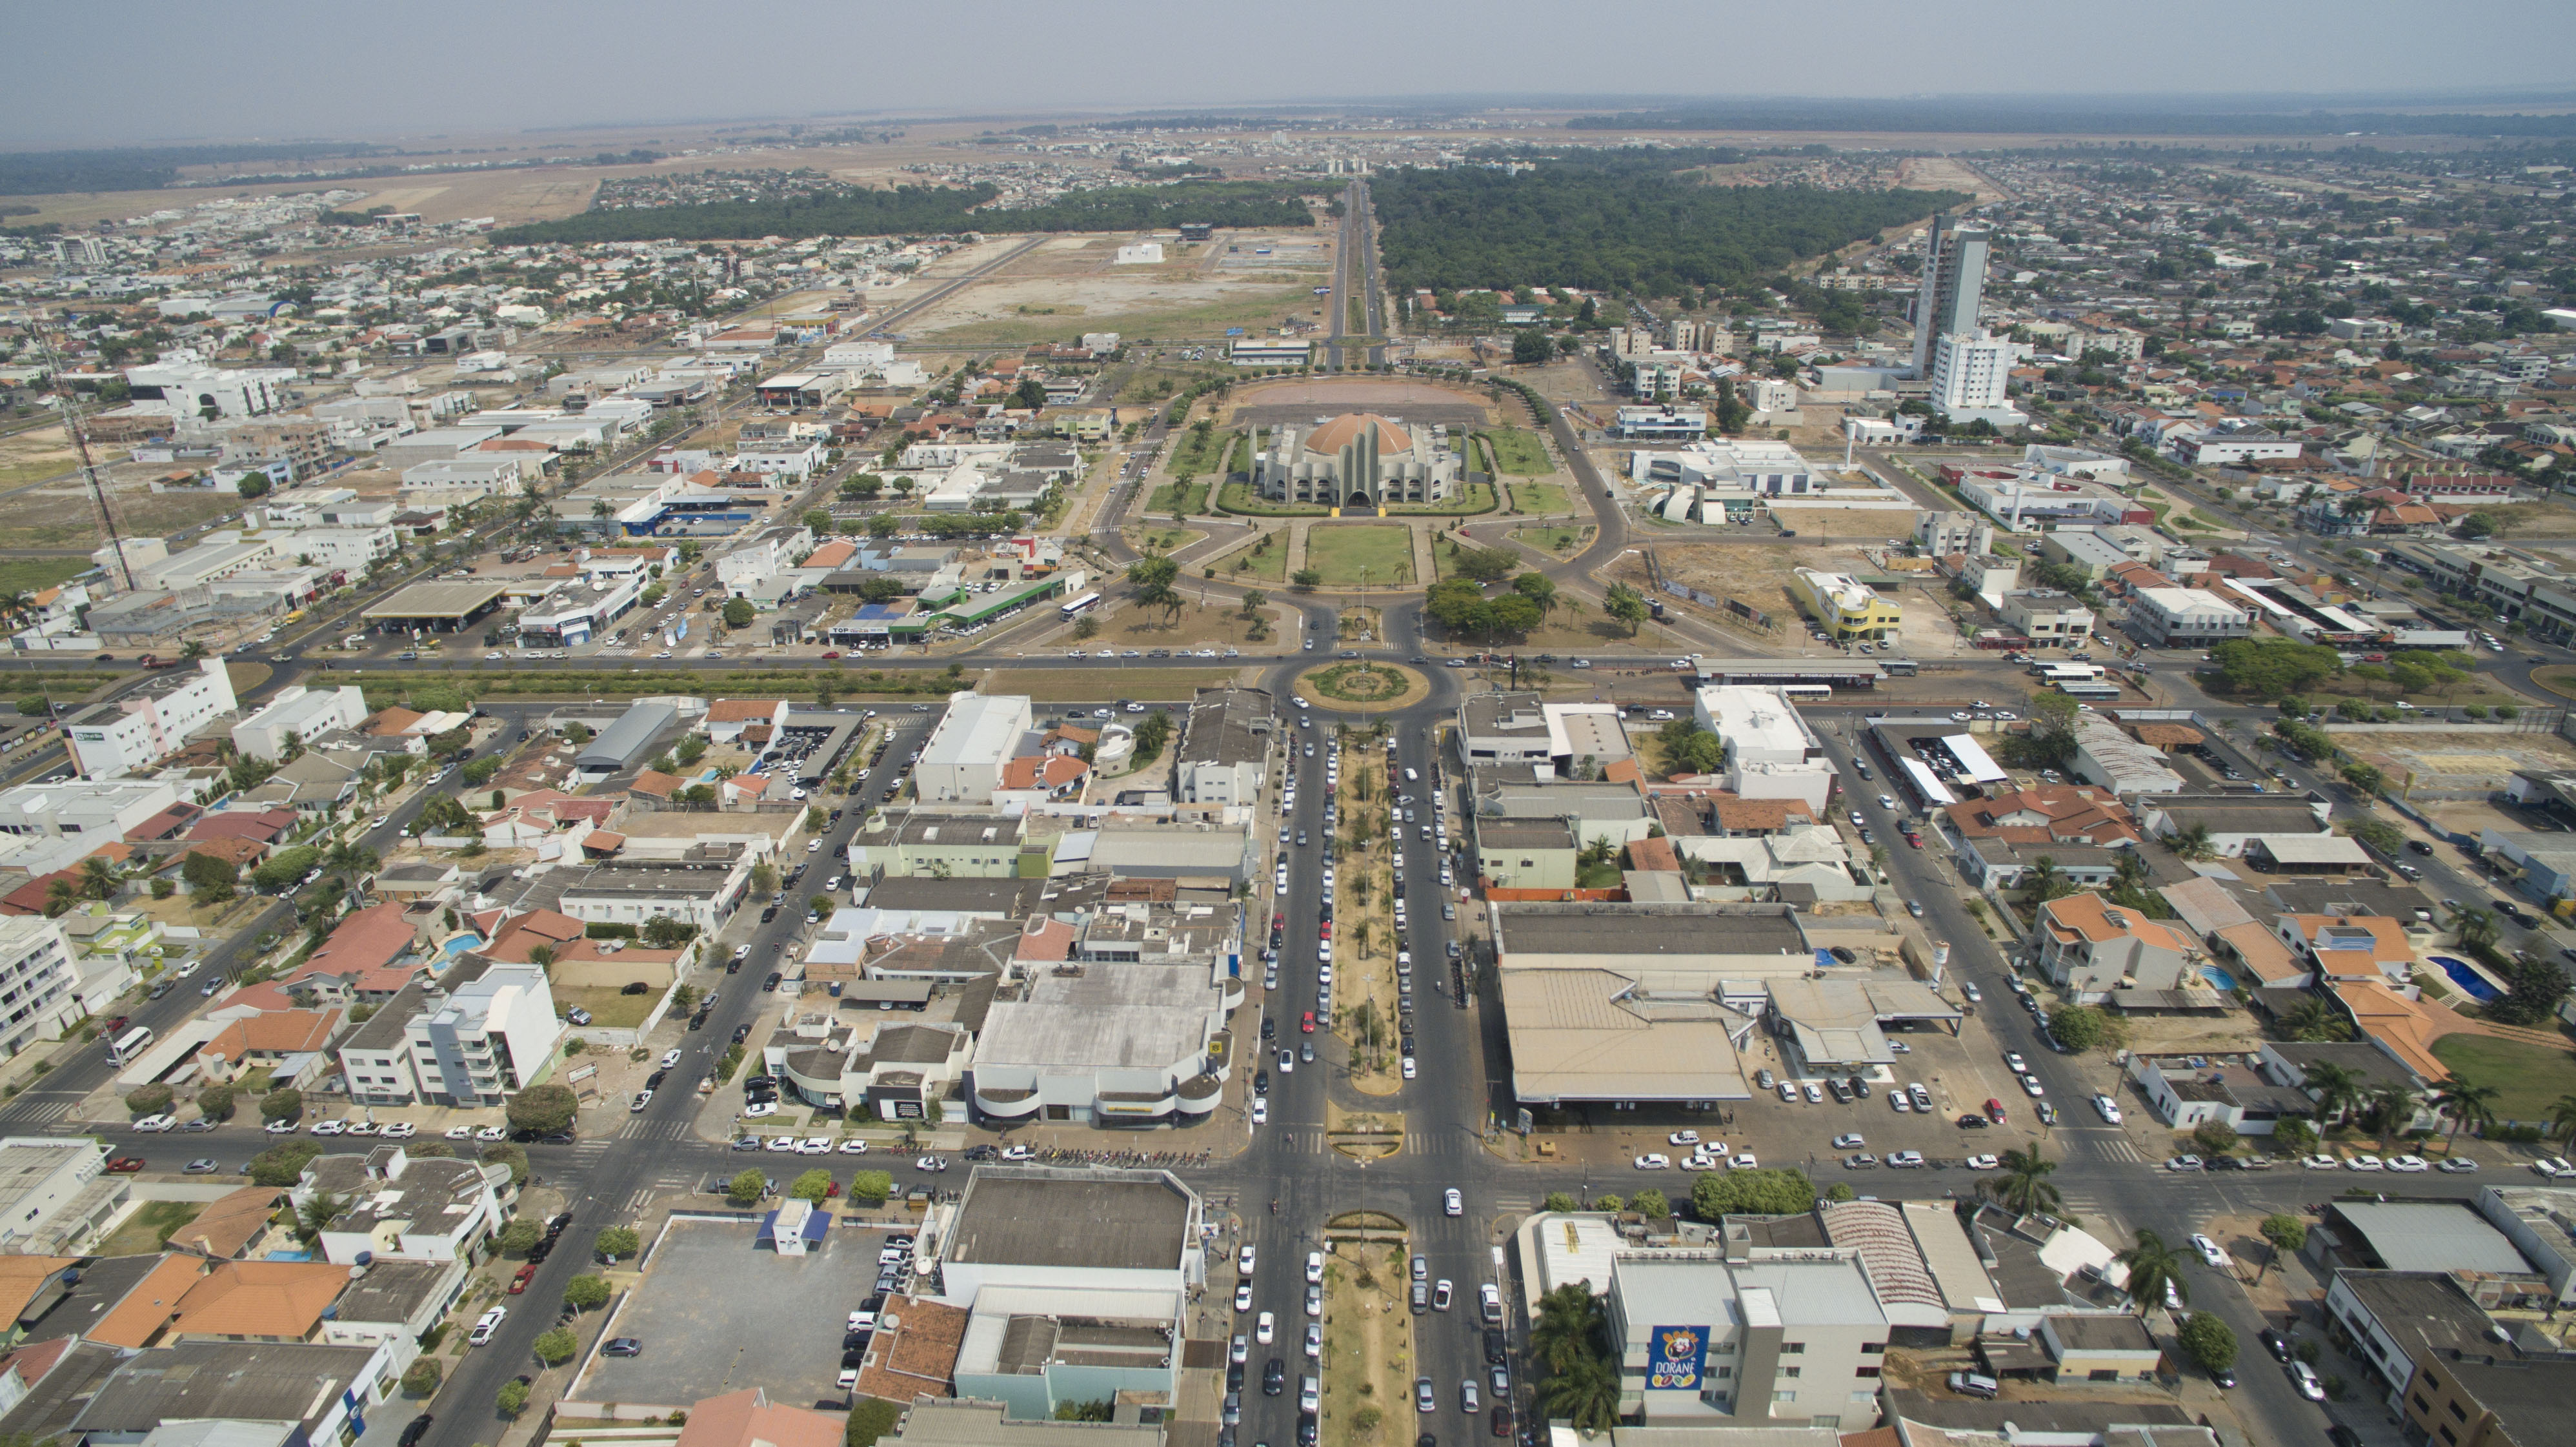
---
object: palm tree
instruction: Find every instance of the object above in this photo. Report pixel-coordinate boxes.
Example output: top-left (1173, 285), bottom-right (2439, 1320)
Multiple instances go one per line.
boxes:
top-left (179, 640), bottom-right (208, 662)
top-left (2168, 823), bottom-right (2218, 862)
top-left (323, 842), bottom-right (380, 879)
top-left (2364, 1082), bottom-right (2417, 1139)
top-left (2302, 1060), bottom-right (2365, 1124)
top-left (1981, 1145), bottom-right (2063, 1217)
top-left (1540, 1354), bottom-right (1622, 1433)
top-left (2280, 993), bottom-right (2354, 1042)
top-left (2548, 1092), bottom-right (2576, 1147)
top-left (2431, 1082), bottom-right (2500, 1153)
top-left (2451, 906), bottom-right (2501, 951)
top-left (1529, 1283), bottom-right (1605, 1375)
top-left (76, 856), bottom-right (117, 902)
top-left (2116, 1228), bottom-right (2188, 1317)
top-left (527, 943), bottom-right (558, 971)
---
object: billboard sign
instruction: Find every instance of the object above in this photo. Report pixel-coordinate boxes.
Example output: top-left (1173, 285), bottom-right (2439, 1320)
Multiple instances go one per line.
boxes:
top-left (1647, 1324), bottom-right (1707, 1391)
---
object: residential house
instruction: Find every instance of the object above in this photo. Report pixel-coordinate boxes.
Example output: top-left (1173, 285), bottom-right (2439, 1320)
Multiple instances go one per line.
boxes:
top-left (297, 1144), bottom-right (508, 1266)
top-left (285, 902), bottom-right (424, 1005)
top-left (2026, 893), bottom-right (2190, 1002)
top-left (2276, 913), bottom-right (2416, 986)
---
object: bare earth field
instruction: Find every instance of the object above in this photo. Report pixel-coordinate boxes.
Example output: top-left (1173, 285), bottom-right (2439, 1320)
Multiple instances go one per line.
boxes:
top-left (902, 230), bottom-right (1329, 345)
top-left (0, 428), bottom-right (81, 489)
top-left (1767, 507), bottom-right (1913, 539)
top-left (2338, 727), bottom-right (2576, 802)
top-left (0, 456), bottom-right (245, 551)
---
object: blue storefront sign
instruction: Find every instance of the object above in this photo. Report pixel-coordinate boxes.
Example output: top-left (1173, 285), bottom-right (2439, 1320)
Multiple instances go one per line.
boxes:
top-left (1647, 1324), bottom-right (1707, 1391)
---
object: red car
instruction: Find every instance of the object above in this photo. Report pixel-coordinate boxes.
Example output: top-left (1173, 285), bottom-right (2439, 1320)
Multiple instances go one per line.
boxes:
top-left (507, 1262), bottom-right (538, 1295)
top-left (1301, 1011), bottom-right (1316, 1034)
top-left (105, 1157), bottom-right (145, 1173)
top-left (1318, 922), bottom-right (1333, 940)
top-left (821, 651), bottom-right (841, 660)
top-left (1905, 833), bottom-right (1923, 849)
top-left (1985, 1098), bottom-right (2009, 1124)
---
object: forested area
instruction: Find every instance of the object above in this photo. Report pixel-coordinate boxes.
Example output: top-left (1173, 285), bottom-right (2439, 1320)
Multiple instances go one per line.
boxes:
top-left (0, 142), bottom-right (392, 194)
top-left (494, 179), bottom-right (1314, 245)
top-left (1370, 157), bottom-right (1963, 299)
top-left (1569, 103), bottom-right (2576, 138)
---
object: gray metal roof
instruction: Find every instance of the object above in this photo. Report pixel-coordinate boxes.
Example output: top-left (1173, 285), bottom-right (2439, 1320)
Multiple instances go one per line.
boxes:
top-left (577, 702), bottom-right (678, 771)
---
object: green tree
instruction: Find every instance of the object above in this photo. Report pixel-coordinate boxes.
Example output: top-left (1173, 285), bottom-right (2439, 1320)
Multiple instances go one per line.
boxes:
top-left (1239, 588), bottom-right (1267, 619)
top-left (2550, 1093), bottom-right (2576, 1146)
top-left (596, 1226), bottom-right (641, 1260)
top-left (1689, 1168), bottom-right (1816, 1219)
top-left (847, 1398), bottom-right (901, 1445)
top-left (727, 1168), bottom-right (767, 1206)
top-left (1629, 1187), bottom-right (1671, 1219)
top-left (789, 1168), bottom-right (834, 1202)
top-left (1542, 1191), bottom-right (1579, 1213)
top-left (1540, 1354), bottom-right (1621, 1433)
top-left (1290, 567), bottom-right (1322, 591)
top-left (2431, 1082), bottom-right (2501, 1151)
top-left (2257, 1213), bottom-right (2307, 1282)
top-left (2302, 1060), bottom-right (2366, 1122)
top-left (401, 1357), bottom-right (442, 1395)
top-left (1981, 1145), bottom-right (2062, 1216)
top-left (533, 1328), bottom-right (578, 1366)
top-left (2211, 637), bottom-right (2342, 700)
top-left (498, 1378), bottom-right (532, 1417)
top-left (2167, 823), bottom-right (2218, 862)
top-left (499, 1219), bottom-right (544, 1255)
top-left (2193, 1118), bottom-right (2241, 1155)
top-left (2050, 1005), bottom-right (2120, 1053)
top-left (2177, 1311), bottom-right (2239, 1375)
top-left (125, 1083), bottom-right (174, 1118)
top-left (564, 1273), bottom-right (611, 1311)
top-left (1451, 545), bottom-right (1518, 583)
top-left (803, 509), bottom-right (833, 535)
top-left (2273, 1117), bottom-right (2318, 1153)
top-left (1125, 554), bottom-right (1182, 620)
top-left (260, 1088), bottom-right (304, 1123)
top-left (505, 1082), bottom-right (578, 1135)
top-left (1602, 582), bottom-right (1649, 636)
top-left (1529, 1282), bottom-right (1606, 1375)
top-left (2115, 1228), bottom-right (2188, 1315)
top-left (846, 1170), bottom-right (893, 1205)
top-left (195, 1084), bottom-right (236, 1122)
top-left (483, 1141), bottom-right (530, 1186)
top-left (722, 596), bottom-right (755, 629)
top-left (246, 1140), bottom-right (323, 1187)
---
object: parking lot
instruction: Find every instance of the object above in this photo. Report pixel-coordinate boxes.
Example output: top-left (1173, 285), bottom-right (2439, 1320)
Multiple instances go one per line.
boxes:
top-left (573, 1217), bottom-right (902, 1411)
top-left (1581, 1002), bottom-right (2058, 1181)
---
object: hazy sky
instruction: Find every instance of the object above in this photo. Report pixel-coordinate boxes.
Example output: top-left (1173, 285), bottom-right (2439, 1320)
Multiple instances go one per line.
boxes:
top-left (15, 0), bottom-right (2576, 146)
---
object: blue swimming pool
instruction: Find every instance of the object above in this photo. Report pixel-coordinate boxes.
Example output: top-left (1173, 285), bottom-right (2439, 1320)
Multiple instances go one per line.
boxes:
top-left (2199, 965), bottom-right (2239, 992)
top-left (2429, 955), bottom-right (2504, 1003)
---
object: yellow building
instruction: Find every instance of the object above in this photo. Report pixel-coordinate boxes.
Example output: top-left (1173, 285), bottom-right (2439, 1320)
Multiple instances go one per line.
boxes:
top-left (1791, 567), bottom-right (1902, 642)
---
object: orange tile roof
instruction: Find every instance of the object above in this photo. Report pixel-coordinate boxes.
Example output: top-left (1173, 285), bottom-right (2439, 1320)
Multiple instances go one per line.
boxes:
top-left (286, 902), bottom-right (419, 995)
top-left (2040, 892), bottom-right (2189, 953)
top-left (85, 1255), bottom-right (206, 1348)
top-left (2213, 921), bottom-right (2306, 986)
top-left (0, 1256), bottom-right (77, 1326)
top-left (1625, 836), bottom-right (1682, 873)
top-left (707, 699), bottom-right (787, 722)
top-left (170, 1187), bottom-right (285, 1260)
top-left (166, 1260), bottom-right (352, 1340)
top-left (2281, 913), bottom-right (2414, 964)
top-left (676, 1388), bottom-right (845, 1447)
top-left (196, 1009), bottom-right (343, 1066)
top-left (630, 769), bottom-right (683, 800)
top-left (2333, 980), bottom-right (2452, 1082)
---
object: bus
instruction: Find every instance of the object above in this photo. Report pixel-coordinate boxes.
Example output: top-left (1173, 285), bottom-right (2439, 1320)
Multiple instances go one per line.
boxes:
top-left (1058, 592), bottom-right (1102, 620)
top-left (2037, 662), bottom-right (2106, 682)
top-left (1879, 658), bottom-right (1918, 677)
top-left (1778, 684), bottom-right (1834, 703)
top-left (2056, 681), bottom-right (2122, 701)
top-left (105, 1025), bottom-right (154, 1066)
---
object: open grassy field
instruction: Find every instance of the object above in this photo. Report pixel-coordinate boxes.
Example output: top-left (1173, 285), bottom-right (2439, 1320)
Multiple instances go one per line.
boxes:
top-left (1123, 526), bottom-right (1205, 556)
top-left (1143, 480), bottom-right (1211, 516)
top-left (1480, 428), bottom-right (1553, 475)
top-left (97, 1200), bottom-right (204, 1257)
top-left (0, 558), bottom-right (92, 597)
top-left (1304, 525), bottom-right (1414, 588)
top-left (556, 988), bottom-right (657, 1031)
top-left (1509, 523), bottom-right (1595, 558)
top-left (1213, 531), bottom-right (1291, 582)
top-left (2430, 1033), bottom-right (2576, 1124)
top-left (1503, 480), bottom-right (1572, 514)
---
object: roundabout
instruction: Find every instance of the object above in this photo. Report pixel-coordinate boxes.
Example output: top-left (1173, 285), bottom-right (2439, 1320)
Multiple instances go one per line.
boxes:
top-left (1298, 660), bottom-right (1428, 712)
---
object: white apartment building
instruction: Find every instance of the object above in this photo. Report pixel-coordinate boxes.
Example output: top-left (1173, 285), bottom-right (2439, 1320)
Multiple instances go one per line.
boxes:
top-left (123, 356), bottom-right (297, 420)
top-left (2126, 587), bottom-right (2251, 648)
top-left (232, 685), bottom-right (369, 762)
top-left (1606, 1251), bottom-right (1891, 1427)
top-left (0, 1136), bottom-right (126, 1255)
top-left (1695, 685), bottom-right (1835, 815)
top-left (300, 1148), bottom-right (505, 1266)
top-left (557, 859), bottom-right (752, 934)
top-left (400, 457), bottom-right (524, 500)
top-left (63, 658), bottom-right (237, 778)
top-left (403, 958), bottom-right (561, 1107)
top-left (1999, 589), bottom-right (2098, 648)
top-left (1928, 332), bottom-right (2024, 427)
top-left (0, 917), bottom-right (85, 1061)
top-left (712, 523), bottom-right (816, 595)
top-left (0, 777), bottom-right (181, 844)
top-left (918, 694), bottom-right (1034, 805)
top-left (186, 526), bottom-right (399, 581)
top-left (1913, 510), bottom-right (1994, 558)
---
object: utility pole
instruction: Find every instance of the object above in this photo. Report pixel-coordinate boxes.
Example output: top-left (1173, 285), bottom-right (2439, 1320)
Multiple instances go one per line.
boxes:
top-left (32, 324), bottom-right (136, 593)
